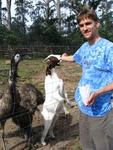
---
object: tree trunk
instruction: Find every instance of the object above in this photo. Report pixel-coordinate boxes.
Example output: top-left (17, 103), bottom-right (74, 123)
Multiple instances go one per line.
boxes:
top-left (21, 0), bottom-right (26, 34)
top-left (6, 0), bottom-right (11, 30)
top-left (0, 0), bottom-right (2, 24)
top-left (56, 0), bottom-right (61, 31)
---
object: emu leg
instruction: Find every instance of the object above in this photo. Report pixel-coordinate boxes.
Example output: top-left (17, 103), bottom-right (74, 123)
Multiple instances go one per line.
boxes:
top-left (26, 126), bottom-right (33, 150)
top-left (25, 115), bottom-right (34, 150)
top-left (0, 121), bottom-right (6, 150)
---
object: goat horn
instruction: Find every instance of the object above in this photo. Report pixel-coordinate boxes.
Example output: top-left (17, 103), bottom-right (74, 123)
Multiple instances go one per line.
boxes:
top-left (43, 54), bottom-right (54, 62)
top-left (43, 57), bottom-right (49, 62)
top-left (43, 54), bottom-right (62, 63)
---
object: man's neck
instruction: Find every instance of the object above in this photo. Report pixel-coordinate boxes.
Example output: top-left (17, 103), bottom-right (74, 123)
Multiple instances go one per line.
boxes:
top-left (88, 35), bottom-right (101, 45)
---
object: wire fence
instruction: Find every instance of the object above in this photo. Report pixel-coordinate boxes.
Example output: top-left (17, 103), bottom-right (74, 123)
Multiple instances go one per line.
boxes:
top-left (0, 51), bottom-right (81, 150)
top-left (0, 45), bottom-right (78, 59)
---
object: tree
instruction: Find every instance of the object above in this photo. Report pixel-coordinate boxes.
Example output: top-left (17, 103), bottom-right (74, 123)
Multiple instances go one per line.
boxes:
top-left (29, 0), bottom-right (62, 45)
top-left (15, 0), bottom-right (33, 34)
top-left (53, 0), bottom-right (61, 31)
top-left (32, 0), bottom-right (55, 21)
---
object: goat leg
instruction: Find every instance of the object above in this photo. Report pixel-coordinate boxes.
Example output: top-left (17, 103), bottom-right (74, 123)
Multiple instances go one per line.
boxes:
top-left (48, 114), bottom-right (59, 139)
top-left (41, 119), bottom-right (53, 146)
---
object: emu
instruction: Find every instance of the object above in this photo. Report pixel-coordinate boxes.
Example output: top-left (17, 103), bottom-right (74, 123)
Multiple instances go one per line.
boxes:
top-left (11, 57), bottom-right (44, 148)
top-left (0, 52), bottom-right (21, 150)
top-left (0, 52), bottom-right (44, 150)
top-left (41, 54), bottom-right (71, 146)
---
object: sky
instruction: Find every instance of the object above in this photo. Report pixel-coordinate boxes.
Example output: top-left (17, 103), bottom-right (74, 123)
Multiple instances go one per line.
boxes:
top-left (2, 0), bottom-right (113, 25)
top-left (2, 0), bottom-right (16, 16)
top-left (1, 0), bottom-right (37, 25)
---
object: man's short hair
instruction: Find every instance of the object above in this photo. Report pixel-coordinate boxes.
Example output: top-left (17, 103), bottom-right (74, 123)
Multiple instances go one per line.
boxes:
top-left (77, 6), bottom-right (99, 24)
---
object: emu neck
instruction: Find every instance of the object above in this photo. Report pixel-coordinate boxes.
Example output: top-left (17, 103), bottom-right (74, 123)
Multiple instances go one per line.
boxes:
top-left (8, 72), bottom-right (16, 100)
top-left (8, 61), bottom-right (18, 104)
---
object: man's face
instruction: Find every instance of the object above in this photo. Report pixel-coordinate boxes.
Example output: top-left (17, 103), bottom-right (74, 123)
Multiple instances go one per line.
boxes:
top-left (79, 18), bottom-right (100, 40)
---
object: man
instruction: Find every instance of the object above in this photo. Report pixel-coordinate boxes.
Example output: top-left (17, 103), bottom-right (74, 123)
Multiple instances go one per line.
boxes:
top-left (61, 7), bottom-right (113, 150)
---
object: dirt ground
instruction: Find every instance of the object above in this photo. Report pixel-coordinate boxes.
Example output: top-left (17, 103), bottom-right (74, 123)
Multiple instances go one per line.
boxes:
top-left (0, 62), bottom-right (82, 150)
top-left (1, 104), bottom-right (80, 150)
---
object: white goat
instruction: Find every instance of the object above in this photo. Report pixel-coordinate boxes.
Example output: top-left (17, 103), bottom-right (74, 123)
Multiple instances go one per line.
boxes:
top-left (41, 54), bottom-right (70, 146)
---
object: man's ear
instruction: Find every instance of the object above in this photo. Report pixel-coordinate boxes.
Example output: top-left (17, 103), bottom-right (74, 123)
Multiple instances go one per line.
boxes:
top-left (96, 21), bottom-right (100, 28)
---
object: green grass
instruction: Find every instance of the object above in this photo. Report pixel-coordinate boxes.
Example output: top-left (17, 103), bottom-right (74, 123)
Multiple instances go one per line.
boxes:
top-left (18, 59), bottom-right (44, 80)
top-left (17, 59), bottom-right (45, 91)
top-left (0, 59), bottom-right (10, 81)
top-left (0, 58), bottom-right (82, 92)
top-left (0, 58), bottom-right (45, 91)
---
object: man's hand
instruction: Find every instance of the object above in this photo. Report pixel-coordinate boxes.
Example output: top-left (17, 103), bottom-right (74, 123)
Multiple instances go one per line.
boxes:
top-left (61, 53), bottom-right (74, 62)
top-left (85, 92), bottom-right (98, 106)
top-left (61, 53), bottom-right (68, 59)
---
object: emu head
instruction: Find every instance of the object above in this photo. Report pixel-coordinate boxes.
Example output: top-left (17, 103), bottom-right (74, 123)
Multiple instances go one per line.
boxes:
top-left (44, 54), bottom-right (61, 75)
top-left (9, 52), bottom-right (21, 83)
top-left (11, 51), bottom-right (21, 66)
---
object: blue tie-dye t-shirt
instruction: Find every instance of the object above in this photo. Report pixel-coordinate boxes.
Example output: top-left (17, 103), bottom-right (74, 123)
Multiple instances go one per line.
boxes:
top-left (73, 38), bottom-right (113, 117)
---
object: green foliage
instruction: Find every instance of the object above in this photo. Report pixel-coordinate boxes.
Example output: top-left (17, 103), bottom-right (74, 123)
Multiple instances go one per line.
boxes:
top-left (0, 25), bottom-right (8, 44)
top-left (0, 25), bottom-right (19, 46)
top-left (6, 32), bottom-right (19, 45)
top-left (29, 17), bottom-right (62, 45)
top-left (0, 0), bottom-right (112, 49)
top-left (64, 28), bottom-right (84, 49)
top-left (99, 24), bottom-right (113, 42)
top-left (11, 18), bottom-right (25, 34)
top-left (28, 17), bottom-right (45, 43)
top-left (99, 0), bottom-right (113, 42)
top-left (41, 21), bottom-right (62, 45)
top-left (88, 0), bottom-right (102, 10)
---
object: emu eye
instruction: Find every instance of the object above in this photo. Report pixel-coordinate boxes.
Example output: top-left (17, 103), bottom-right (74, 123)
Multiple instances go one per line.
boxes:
top-left (14, 54), bottom-right (20, 63)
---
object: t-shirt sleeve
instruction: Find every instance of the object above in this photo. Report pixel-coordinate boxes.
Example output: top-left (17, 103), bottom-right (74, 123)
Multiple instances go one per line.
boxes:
top-left (73, 47), bottom-right (82, 65)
